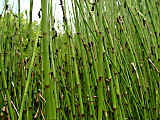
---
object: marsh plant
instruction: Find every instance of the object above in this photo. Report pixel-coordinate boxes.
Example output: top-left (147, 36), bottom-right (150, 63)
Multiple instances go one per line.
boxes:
top-left (0, 0), bottom-right (160, 120)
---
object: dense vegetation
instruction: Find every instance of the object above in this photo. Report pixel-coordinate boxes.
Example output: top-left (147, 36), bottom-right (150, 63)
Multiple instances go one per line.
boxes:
top-left (0, 0), bottom-right (160, 120)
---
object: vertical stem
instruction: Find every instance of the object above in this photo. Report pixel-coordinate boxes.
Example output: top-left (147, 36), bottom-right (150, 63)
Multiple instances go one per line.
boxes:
top-left (27, 0), bottom-right (33, 119)
top-left (60, 0), bottom-right (84, 118)
top-left (18, 0), bottom-right (20, 30)
top-left (0, 1), bottom-right (15, 119)
top-left (41, 0), bottom-right (56, 119)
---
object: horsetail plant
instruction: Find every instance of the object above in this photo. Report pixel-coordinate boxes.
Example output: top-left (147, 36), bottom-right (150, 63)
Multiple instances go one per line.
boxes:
top-left (0, 0), bottom-right (160, 119)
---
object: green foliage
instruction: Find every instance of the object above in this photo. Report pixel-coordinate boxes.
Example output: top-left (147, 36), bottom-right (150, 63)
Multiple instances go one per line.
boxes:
top-left (0, 0), bottom-right (160, 120)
